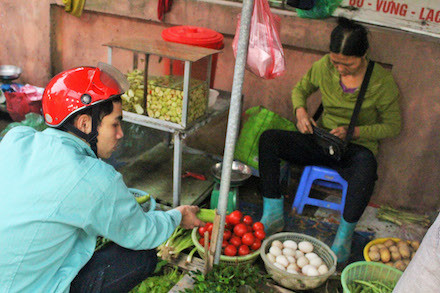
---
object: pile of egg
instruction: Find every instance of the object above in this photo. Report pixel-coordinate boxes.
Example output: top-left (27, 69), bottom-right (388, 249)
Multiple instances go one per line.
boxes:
top-left (266, 239), bottom-right (329, 277)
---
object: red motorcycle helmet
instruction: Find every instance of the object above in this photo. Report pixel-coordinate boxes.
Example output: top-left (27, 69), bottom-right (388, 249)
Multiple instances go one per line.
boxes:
top-left (43, 62), bottom-right (129, 127)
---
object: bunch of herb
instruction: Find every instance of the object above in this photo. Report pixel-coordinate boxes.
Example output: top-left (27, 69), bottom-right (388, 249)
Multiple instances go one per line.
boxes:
top-left (183, 263), bottom-right (270, 293)
top-left (129, 265), bottom-right (183, 293)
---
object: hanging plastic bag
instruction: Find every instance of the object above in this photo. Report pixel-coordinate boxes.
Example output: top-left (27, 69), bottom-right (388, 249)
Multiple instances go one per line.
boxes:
top-left (296, 0), bottom-right (342, 19)
top-left (232, 0), bottom-right (286, 79)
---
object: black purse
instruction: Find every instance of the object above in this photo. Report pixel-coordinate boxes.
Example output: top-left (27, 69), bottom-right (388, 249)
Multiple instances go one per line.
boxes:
top-left (311, 60), bottom-right (375, 161)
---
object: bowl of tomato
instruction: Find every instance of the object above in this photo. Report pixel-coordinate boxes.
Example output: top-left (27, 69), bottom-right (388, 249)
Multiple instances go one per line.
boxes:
top-left (191, 210), bottom-right (265, 266)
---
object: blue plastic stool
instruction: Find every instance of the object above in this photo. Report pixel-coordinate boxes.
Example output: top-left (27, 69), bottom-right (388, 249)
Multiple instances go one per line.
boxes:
top-left (292, 166), bottom-right (348, 215)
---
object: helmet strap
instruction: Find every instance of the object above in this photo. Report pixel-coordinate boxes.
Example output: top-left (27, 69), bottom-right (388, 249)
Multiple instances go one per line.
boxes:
top-left (61, 108), bottom-right (100, 157)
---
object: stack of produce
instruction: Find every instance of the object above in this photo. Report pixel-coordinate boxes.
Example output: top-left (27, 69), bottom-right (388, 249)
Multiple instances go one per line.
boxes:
top-left (197, 210), bottom-right (266, 257)
top-left (264, 239), bottom-right (329, 276)
top-left (146, 75), bottom-right (208, 124)
top-left (157, 226), bottom-right (195, 262)
top-left (347, 280), bottom-right (396, 293)
top-left (129, 265), bottom-right (184, 293)
top-left (377, 205), bottom-right (431, 227)
top-left (121, 69), bottom-right (208, 124)
top-left (122, 69), bottom-right (146, 115)
top-left (183, 262), bottom-right (270, 293)
top-left (366, 238), bottom-right (420, 271)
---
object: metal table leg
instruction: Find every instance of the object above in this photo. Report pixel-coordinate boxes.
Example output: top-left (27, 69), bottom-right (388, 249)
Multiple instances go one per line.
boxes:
top-left (173, 131), bottom-right (183, 207)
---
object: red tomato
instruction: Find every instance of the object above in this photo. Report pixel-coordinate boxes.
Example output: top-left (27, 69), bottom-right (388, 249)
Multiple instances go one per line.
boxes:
top-left (224, 245), bottom-right (237, 256)
top-left (252, 222), bottom-right (265, 231)
top-left (225, 214), bottom-right (231, 225)
top-left (222, 240), bottom-right (228, 248)
top-left (229, 236), bottom-right (242, 247)
top-left (247, 225), bottom-right (253, 232)
top-left (229, 210), bottom-right (243, 225)
top-left (243, 215), bottom-right (253, 226)
top-left (254, 229), bottom-right (266, 240)
top-left (223, 230), bottom-right (232, 241)
top-left (206, 222), bottom-right (214, 235)
top-left (241, 232), bottom-right (255, 246)
top-left (198, 226), bottom-right (207, 237)
top-left (238, 245), bottom-right (250, 256)
top-left (251, 239), bottom-right (262, 251)
top-left (199, 237), bottom-right (205, 246)
top-left (233, 223), bottom-right (248, 237)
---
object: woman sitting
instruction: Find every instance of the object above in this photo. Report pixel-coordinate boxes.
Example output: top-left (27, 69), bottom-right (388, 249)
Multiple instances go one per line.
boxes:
top-left (258, 17), bottom-right (401, 263)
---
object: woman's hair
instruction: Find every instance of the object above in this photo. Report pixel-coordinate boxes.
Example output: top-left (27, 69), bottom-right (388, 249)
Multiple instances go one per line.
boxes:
top-left (330, 17), bottom-right (369, 57)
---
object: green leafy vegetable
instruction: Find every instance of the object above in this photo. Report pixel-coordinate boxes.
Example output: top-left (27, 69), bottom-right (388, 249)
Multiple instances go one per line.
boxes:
top-left (183, 263), bottom-right (270, 293)
top-left (129, 266), bottom-right (184, 293)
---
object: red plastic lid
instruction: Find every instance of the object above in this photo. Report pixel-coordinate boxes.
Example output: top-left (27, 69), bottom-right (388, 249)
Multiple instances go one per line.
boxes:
top-left (162, 26), bottom-right (224, 49)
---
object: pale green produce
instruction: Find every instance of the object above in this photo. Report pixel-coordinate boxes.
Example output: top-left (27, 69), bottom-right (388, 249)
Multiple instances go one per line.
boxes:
top-left (121, 69), bottom-right (146, 114)
top-left (122, 70), bottom-right (208, 124)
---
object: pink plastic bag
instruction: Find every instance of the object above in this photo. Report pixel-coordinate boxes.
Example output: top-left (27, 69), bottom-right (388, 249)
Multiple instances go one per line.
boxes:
top-left (232, 0), bottom-right (286, 79)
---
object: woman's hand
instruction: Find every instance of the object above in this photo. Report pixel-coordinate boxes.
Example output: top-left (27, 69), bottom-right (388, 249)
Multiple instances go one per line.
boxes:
top-left (330, 126), bottom-right (360, 140)
top-left (296, 107), bottom-right (316, 134)
top-left (175, 205), bottom-right (205, 229)
top-left (330, 126), bottom-right (347, 139)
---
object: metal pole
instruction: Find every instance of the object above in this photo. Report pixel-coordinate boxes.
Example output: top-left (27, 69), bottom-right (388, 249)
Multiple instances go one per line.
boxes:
top-left (172, 131), bottom-right (182, 207)
top-left (214, 0), bottom-right (254, 264)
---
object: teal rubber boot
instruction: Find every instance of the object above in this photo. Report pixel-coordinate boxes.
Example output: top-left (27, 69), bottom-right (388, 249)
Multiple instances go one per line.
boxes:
top-left (259, 197), bottom-right (285, 236)
top-left (331, 218), bottom-right (357, 263)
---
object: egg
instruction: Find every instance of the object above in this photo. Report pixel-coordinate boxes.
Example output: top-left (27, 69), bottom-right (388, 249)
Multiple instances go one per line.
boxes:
top-left (271, 240), bottom-right (284, 249)
top-left (275, 255), bottom-right (289, 268)
top-left (287, 263), bottom-right (299, 272)
top-left (269, 246), bottom-right (282, 257)
top-left (296, 256), bottom-right (309, 268)
top-left (301, 264), bottom-right (314, 275)
top-left (305, 266), bottom-right (319, 277)
top-left (310, 257), bottom-right (323, 268)
top-left (283, 240), bottom-right (297, 250)
top-left (318, 264), bottom-right (329, 275)
top-left (274, 262), bottom-right (286, 271)
top-left (305, 252), bottom-right (319, 261)
top-left (282, 247), bottom-right (296, 257)
top-left (266, 253), bottom-right (276, 263)
top-left (286, 255), bottom-right (296, 264)
top-left (295, 250), bottom-right (304, 259)
top-left (287, 268), bottom-right (299, 274)
top-left (298, 241), bottom-right (314, 253)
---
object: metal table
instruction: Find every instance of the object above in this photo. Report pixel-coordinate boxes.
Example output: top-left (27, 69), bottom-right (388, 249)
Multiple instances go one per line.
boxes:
top-left (104, 38), bottom-right (227, 207)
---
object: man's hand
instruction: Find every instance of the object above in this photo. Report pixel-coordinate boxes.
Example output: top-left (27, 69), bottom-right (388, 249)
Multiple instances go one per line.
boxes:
top-left (296, 107), bottom-right (316, 134)
top-left (175, 205), bottom-right (205, 229)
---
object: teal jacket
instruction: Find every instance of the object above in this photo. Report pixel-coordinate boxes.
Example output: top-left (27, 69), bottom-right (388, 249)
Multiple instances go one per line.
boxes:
top-left (0, 127), bottom-right (182, 293)
top-left (291, 54), bottom-right (401, 155)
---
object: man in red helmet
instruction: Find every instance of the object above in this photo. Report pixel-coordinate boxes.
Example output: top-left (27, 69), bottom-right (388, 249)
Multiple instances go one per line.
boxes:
top-left (0, 63), bottom-right (204, 293)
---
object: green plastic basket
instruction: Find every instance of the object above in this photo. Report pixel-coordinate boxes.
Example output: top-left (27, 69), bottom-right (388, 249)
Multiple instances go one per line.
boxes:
top-left (341, 261), bottom-right (403, 293)
top-left (191, 228), bottom-right (260, 266)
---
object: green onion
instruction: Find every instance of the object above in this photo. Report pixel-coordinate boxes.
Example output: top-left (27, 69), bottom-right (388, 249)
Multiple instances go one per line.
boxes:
top-left (196, 208), bottom-right (216, 222)
top-left (186, 247), bottom-right (198, 264)
top-left (156, 226), bottom-right (194, 260)
top-left (377, 205), bottom-right (431, 227)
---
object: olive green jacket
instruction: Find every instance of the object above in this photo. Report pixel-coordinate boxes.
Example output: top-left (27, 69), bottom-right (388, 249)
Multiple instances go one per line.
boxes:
top-left (291, 54), bottom-right (401, 155)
